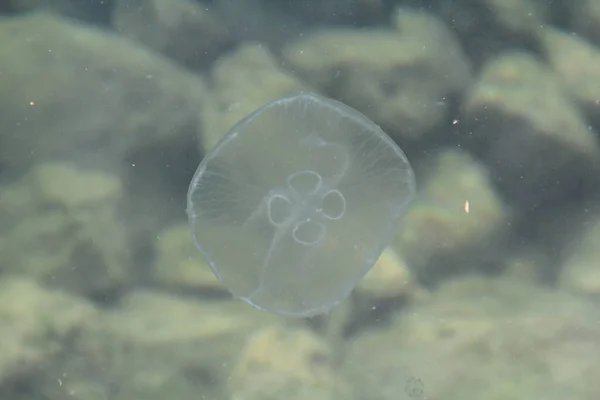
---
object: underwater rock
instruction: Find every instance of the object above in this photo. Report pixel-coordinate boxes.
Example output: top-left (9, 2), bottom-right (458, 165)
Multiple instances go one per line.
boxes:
top-left (0, 12), bottom-right (207, 172)
top-left (462, 51), bottom-right (600, 208)
top-left (396, 149), bottom-right (510, 286)
top-left (153, 223), bottom-right (223, 292)
top-left (282, 9), bottom-right (471, 140)
top-left (560, 214), bottom-right (600, 298)
top-left (49, 290), bottom-right (279, 400)
top-left (0, 162), bottom-right (130, 296)
top-left (357, 247), bottom-right (416, 301)
top-left (113, 0), bottom-right (233, 69)
top-left (200, 42), bottom-right (310, 152)
top-left (229, 326), bottom-right (349, 400)
top-left (343, 276), bottom-right (600, 399)
top-left (540, 27), bottom-right (600, 126)
top-left (436, 0), bottom-right (547, 66)
top-left (568, 0), bottom-right (600, 46)
top-left (0, 278), bottom-right (97, 383)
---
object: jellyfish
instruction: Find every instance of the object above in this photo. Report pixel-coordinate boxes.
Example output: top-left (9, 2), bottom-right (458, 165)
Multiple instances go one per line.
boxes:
top-left (187, 93), bottom-right (415, 317)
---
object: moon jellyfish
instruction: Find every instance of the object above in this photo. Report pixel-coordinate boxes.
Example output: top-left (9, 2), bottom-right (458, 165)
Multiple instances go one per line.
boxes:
top-left (187, 93), bottom-right (415, 317)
